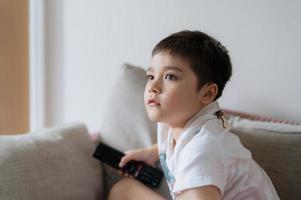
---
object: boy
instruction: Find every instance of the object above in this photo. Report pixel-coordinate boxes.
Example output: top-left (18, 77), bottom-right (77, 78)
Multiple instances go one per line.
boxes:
top-left (108, 30), bottom-right (279, 200)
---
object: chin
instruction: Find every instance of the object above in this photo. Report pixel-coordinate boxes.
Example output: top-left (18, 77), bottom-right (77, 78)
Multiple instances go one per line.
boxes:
top-left (146, 110), bottom-right (162, 122)
top-left (147, 114), bottom-right (160, 122)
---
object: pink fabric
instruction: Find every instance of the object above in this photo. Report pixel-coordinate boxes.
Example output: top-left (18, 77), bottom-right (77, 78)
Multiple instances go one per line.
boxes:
top-left (222, 109), bottom-right (300, 125)
top-left (89, 132), bottom-right (101, 144)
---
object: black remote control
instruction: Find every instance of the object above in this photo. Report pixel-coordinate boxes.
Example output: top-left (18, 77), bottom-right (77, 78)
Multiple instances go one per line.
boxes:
top-left (93, 142), bottom-right (163, 188)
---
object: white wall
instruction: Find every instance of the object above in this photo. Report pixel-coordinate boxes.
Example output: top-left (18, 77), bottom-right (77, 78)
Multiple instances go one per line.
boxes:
top-left (43, 0), bottom-right (301, 131)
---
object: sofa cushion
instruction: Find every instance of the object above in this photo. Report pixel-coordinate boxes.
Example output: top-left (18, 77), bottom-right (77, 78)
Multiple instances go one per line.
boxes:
top-left (98, 63), bottom-right (171, 199)
top-left (230, 121), bottom-right (301, 200)
top-left (0, 123), bottom-right (103, 200)
top-left (99, 63), bottom-right (157, 150)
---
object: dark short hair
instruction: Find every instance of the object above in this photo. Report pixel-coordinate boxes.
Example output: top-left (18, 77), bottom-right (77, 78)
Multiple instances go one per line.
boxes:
top-left (152, 30), bottom-right (232, 100)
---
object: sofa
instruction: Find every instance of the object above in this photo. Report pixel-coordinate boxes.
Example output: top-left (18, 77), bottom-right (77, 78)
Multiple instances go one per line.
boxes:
top-left (0, 64), bottom-right (300, 200)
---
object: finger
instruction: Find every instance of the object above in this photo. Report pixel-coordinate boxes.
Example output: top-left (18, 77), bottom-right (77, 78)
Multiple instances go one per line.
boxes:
top-left (119, 156), bottom-right (132, 168)
top-left (118, 170), bottom-right (129, 177)
top-left (119, 154), bottom-right (134, 168)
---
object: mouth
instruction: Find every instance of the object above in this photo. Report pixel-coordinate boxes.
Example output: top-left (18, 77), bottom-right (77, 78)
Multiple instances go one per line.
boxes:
top-left (147, 99), bottom-right (160, 106)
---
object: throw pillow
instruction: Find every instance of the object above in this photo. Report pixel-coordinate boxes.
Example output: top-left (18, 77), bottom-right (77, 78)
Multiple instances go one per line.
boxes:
top-left (0, 123), bottom-right (103, 200)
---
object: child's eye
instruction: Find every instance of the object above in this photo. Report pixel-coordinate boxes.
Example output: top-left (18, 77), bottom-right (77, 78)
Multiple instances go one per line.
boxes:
top-left (165, 74), bottom-right (177, 81)
top-left (146, 74), bottom-right (154, 80)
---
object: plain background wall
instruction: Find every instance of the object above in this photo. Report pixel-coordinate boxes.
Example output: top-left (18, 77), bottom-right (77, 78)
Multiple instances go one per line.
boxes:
top-left (42, 0), bottom-right (301, 132)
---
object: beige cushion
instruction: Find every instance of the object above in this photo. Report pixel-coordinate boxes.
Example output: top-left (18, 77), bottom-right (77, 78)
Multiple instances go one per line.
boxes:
top-left (230, 125), bottom-right (301, 200)
top-left (99, 63), bottom-right (157, 150)
top-left (98, 63), bottom-right (171, 199)
top-left (0, 123), bottom-right (103, 200)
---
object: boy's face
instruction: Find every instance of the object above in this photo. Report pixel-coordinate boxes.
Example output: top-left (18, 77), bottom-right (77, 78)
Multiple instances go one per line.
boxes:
top-left (144, 52), bottom-right (208, 128)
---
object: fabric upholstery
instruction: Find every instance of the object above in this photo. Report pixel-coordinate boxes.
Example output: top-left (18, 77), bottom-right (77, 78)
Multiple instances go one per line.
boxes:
top-left (0, 123), bottom-right (103, 200)
top-left (230, 125), bottom-right (301, 200)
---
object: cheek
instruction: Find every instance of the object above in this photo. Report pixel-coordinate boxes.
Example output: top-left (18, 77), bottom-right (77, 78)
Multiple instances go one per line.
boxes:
top-left (163, 90), bottom-right (185, 108)
top-left (143, 89), bottom-right (148, 105)
top-left (164, 88), bottom-right (199, 110)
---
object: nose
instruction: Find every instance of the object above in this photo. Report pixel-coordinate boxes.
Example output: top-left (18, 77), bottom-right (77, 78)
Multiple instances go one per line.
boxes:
top-left (148, 80), bottom-right (161, 94)
top-left (149, 87), bottom-right (159, 94)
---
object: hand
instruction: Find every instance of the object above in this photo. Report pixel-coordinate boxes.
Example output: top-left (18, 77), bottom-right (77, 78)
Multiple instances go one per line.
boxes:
top-left (119, 144), bottom-right (159, 169)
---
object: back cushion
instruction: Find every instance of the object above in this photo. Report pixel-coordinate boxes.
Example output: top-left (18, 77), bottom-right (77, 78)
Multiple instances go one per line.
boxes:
top-left (230, 125), bottom-right (301, 200)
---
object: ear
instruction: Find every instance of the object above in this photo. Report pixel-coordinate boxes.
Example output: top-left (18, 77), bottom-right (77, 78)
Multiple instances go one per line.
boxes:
top-left (199, 83), bottom-right (218, 104)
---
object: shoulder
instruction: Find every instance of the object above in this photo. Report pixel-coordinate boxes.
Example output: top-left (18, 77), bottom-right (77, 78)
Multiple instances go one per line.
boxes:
top-left (177, 120), bottom-right (230, 173)
top-left (182, 119), bottom-right (226, 154)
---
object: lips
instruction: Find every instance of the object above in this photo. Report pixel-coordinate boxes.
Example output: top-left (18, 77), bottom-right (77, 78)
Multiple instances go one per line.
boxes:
top-left (148, 99), bottom-right (160, 106)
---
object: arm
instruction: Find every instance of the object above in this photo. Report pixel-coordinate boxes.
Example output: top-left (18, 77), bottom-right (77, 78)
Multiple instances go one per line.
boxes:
top-left (176, 185), bottom-right (221, 200)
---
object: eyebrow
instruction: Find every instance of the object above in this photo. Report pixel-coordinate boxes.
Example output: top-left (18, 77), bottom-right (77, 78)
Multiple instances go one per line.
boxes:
top-left (146, 66), bottom-right (184, 73)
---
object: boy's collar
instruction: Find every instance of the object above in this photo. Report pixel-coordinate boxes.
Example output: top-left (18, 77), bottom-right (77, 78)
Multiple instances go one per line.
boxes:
top-left (175, 101), bottom-right (220, 135)
top-left (190, 101), bottom-right (220, 122)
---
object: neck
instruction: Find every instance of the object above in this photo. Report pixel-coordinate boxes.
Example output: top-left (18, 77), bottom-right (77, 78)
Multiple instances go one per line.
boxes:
top-left (168, 110), bottom-right (200, 144)
top-left (171, 127), bottom-right (183, 142)
top-left (168, 102), bottom-right (217, 147)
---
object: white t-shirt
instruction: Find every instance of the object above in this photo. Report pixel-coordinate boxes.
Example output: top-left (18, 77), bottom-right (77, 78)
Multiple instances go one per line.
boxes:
top-left (157, 102), bottom-right (280, 200)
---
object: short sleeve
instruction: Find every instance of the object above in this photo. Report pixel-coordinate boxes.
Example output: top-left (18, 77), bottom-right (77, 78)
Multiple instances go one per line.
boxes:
top-left (172, 131), bottom-right (227, 195)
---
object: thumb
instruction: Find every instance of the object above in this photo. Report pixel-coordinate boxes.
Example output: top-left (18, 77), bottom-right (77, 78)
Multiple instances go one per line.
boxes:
top-left (119, 152), bottom-right (134, 168)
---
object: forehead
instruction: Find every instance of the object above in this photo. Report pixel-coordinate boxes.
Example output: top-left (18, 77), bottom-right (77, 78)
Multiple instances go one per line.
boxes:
top-left (148, 52), bottom-right (189, 72)
top-left (146, 65), bottom-right (183, 73)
